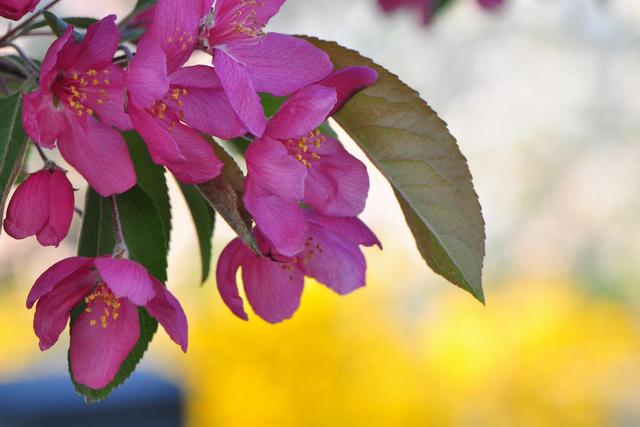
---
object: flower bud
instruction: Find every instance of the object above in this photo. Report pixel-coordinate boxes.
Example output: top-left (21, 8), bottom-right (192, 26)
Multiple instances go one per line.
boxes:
top-left (3, 168), bottom-right (74, 247)
top-left (0, 0), bottom-right (40, 21)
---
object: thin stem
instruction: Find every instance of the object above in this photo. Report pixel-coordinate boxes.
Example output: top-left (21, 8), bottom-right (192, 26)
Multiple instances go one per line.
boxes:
top-left (33, 142), bottom-right (49, 162)
top-left (117, 44), bottom-right (134, 62)
top-left (4, 42), bottom-right (39, 73)
top-left (0, 75), bottom-right (9, 95)
top-left (0, 0), bottom-right (63, 44)
top-left (109, 196), bottom-right (128, 257)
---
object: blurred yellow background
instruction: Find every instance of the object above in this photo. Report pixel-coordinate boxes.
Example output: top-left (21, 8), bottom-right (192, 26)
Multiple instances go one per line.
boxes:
top-left (2, 0), bottom-right (640, 425)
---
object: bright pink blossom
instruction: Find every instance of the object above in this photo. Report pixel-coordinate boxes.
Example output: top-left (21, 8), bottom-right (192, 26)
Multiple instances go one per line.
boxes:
top-left (126, 0), bottom-right (245, 184)
top-left (0, 0), bottom-right (40, 20)
top-left (27, 256), bottom-right (188, 390)
top-left (21, 16), bottom-right (136, 197)
top-left (3, 167), bottom-right (73, 247)
top-left (243, 67), bottom-right (378, 257)
top-left (217, 211), bottom-right (381, 323)
top-left (203, 0), bottom-right (334, 136)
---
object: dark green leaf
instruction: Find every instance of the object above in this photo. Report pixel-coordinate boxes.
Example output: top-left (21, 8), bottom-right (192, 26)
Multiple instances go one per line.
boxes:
top-left (197, 140), bottom-right (258, 253)
top-left (180, 183), bottom-right (216, 283)
top-left (43, 11), bottom-right (83, 40)
top-left (0, 93), bottom-right (28, 237)
top-left (133, 0), bottom-right (156, 13)
top-left (73, 185), bottom-right (170, 402)
top-left (124, 131), bottom-right (171, 246)
top-left (22, 16), bottom-right (98, 34)
top-left (306, 38), bottom-right (486, 303)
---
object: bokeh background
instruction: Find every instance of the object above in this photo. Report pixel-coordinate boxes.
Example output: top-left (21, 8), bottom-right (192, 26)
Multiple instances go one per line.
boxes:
top-left (2, 0), bottom-right (640, 425)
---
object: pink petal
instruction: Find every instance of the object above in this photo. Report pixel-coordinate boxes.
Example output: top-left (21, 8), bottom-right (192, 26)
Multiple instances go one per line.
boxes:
top-left (216, 238), bottom-right (250, 320)
top-left (0, 0), bottom-right (40, 20)
top-left (265, 85), bottom-right (336, 140)
top-left (244, 182), bottom-right (307, 258)
top-left (210, 0), bottom-right (285, 46)
top-left (245, 137), bottom-right (306, 200)
top-left (304, 136), bottom-right (369, 217)
top-left (126, 37), bottom-right (170, 110)
top-left (33, 269), bottom-right (97, 350)
top-left (320, 66), bottom-right (378, 115)
top-left (69, 298), bottom-right (140, 390)
top-left (145, 278), bottom-right (188, 351)
top-left (95, 257), bottom-right (156, 306)
top-left (27, 256), bottom-right (94, 308)
top-left (242, 254), bottom-right (304, 323)
top-left (162, 123), bottom-right (223, 184)
top-left (299, 221), bottom-right (367, 295)
top-left (169, 65), bottom-right (246, 139)
top-left (307, 212), bottom-right (382, 249)
top-left (59, 16), bottom-right (122, 72)
top-left (230, 33), bottom-right (333, 96)
top-left (213, 50), bottom-right (265, 136)
top-left (36, 169), bottom-right (74, 247)
top-left (148, 0), bottom-right (203, 72)
top-left (39, 26), bottom-right (74, 89)
top-left (84, 64), bottom-right (132, 131)
top-left (3, 170), bottom-right (49, 242)
top-left (22, 90), bottom-right (67, 148)
top-left (129, 107), bottom-right (185, 164)
top-left (57, 114), bottom-right (137, 197)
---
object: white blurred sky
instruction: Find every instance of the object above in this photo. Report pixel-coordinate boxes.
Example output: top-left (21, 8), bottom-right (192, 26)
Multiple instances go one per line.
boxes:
top-left (1, 0), bottom-right (640, 301)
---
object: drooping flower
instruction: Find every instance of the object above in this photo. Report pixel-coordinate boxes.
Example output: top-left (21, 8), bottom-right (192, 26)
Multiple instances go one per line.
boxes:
top-left (21, 16), bottom-right (136, 197)
top-left (243, 67), bottom-right (378, 257)
top-left (202, 0), bottom-right (334, 136)
top-left (3, 167), bottom-right (74, 247)
top-left (27, 256), bottom-right (188, 390)
top-left (126, 0), bottom-right (245, 184)
top-left (0, 0), bottom-right (40, 21)
top-left (216, 211), bottom-right (381, 323)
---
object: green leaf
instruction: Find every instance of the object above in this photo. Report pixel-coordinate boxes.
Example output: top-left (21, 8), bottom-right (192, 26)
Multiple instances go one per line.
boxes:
top-left (73, 185), bottom-right (170, 402)
top-left (0, 93), bottom-right (28, 237)
top-left (43, 11), bottom-right (83, 40)
top-left (305, 38), bottom-right (486, 303)
top-left (180, 183), bottom-right (216, 283)
top-left (22, 16), bottom-right (98, 34)
top-left (197, 139), bottom-right (258, 253)
top-left (124, 131), bottom-right (171, 246)
top-left (133, 0), bottom-right (156, 13)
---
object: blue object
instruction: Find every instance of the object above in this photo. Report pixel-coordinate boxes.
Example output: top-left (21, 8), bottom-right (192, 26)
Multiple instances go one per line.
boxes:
top-left (0, 373), bottom-right (183, 427)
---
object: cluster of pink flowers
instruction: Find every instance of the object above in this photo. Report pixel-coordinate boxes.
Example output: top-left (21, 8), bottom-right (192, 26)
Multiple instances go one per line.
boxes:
top-left (3, 0), bottom-right (380, 389)
top-left (378, 0), bottom-right (504, 25)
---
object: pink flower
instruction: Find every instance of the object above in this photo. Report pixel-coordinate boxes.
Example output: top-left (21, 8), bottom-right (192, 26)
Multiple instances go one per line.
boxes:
top-left (477, 0), bottom-right (504, 10)
top-left (217, 211), bottom-right (381, 323)
top-left (3, 167), bottom-right (74, 247)
top-left (126, 0), bottom-right (245, 184)
top-left (243, 67), bottom-right (378, 257)
top-left (27, 256), bottom-right (188, 390)
top-left (21, 16), bottom-right (136, 197)
top-left (0, 0), bottom-right (40, 21)
top-left (202, 0), bottom-right (334, 136)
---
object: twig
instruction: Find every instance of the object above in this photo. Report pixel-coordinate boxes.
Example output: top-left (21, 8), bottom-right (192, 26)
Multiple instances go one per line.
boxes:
top-left (0, 0), bottom-right (63, 44)
top-left (0, 75), bottom-right (9, 95)
top-left (3, 42), bottom-right (39, 73)
top-left (33, 142), bottom-right (49, 162)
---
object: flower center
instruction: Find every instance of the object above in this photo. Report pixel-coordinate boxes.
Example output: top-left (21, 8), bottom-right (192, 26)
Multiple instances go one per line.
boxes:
top-left (51, 68), bottom-right (111, 117)
top-left (149, 87), bottom-right (188, 132)
top-left (84, 282), bottom-right (122, 329)
top-left (285, 129), bottom-right (324, 168)
top-left (211, 0), bottom-right (267, 46)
